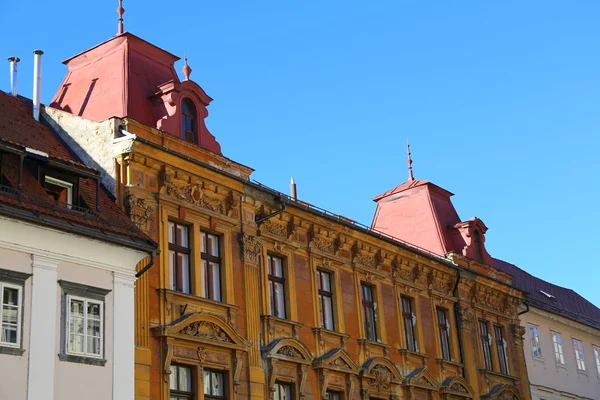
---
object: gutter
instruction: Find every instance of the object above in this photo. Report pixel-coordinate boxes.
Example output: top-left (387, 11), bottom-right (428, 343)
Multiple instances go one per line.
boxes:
top-left (518, 301), bottom-right (530, 316)
top-left (135, 250), bottom-right (157, 278)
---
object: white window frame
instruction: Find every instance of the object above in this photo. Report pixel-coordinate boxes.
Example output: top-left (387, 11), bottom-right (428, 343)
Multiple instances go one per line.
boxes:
top-left (572, 338), bottom-right (585, 371)
top-left (66, 295), bottom-right (103, 358)
top-left (44, 176), bottom-right (73, 207)
top-left (593, 345), bottom-right (600, 377)
top-left (551, 331), bottom-right (564, 365)
top-left (528, 323), bottom-right (542, 358)
top-left (0, 282), bottom-right (22, 347)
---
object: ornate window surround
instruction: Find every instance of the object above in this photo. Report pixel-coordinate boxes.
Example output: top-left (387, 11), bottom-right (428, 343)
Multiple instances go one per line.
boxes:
top-left (439, 376), bottom-right (474, 399)
top-left (313, 347), bottom-right (361, 400)
top-left (358, 357), bottom-right (402, 399)
top-left (262, 337), bottom-right (314, 400)
top-left (309, 257), bottom-right (346, 335)
top-left (260, 240), bottom-right (298, 322)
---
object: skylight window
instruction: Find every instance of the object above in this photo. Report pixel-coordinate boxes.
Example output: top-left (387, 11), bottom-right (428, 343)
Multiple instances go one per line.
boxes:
top-left (539, 290), bottom-right (555, 300)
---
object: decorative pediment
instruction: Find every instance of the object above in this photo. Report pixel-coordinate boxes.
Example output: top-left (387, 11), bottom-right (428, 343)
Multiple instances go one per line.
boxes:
top-left (313, 348), bottom-right (361, 374)
top-left (361, 357), bottom-right (402, 392)
top-left (153, 311), bottom-right (249, 351)
top-left (482, 384), bottom-right (521, 400)
top-left (262, 337), bottom-right (314, 365)
top-left (403, 367), bottom-right (440, 391)
top-left (440, 376), bottom-right (474, 398)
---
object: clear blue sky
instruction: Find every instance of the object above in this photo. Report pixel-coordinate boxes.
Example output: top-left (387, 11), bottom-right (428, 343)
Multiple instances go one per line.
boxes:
top-left (2, 1), bottom-right (599, 307)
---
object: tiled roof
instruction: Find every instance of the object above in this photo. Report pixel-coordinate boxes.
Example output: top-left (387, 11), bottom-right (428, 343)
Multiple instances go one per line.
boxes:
top-left (494, 258), bottom-right (600, 329)
top-left (0, 90), bottom-right (155, 250)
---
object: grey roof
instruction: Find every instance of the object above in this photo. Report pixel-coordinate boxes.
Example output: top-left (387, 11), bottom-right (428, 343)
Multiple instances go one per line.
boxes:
top-left (494, 259), bottom-right (600, 330)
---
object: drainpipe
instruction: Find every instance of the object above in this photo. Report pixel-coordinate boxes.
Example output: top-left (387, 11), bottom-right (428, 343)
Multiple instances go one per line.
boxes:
top-left (255, 200), bottom-right (286, 224)
top-left (452, 269), bottom-right (467, 379)
top-left (518, 301), bottom-right (529, 315)
top-left (135, 250), bottom-right (157, 278)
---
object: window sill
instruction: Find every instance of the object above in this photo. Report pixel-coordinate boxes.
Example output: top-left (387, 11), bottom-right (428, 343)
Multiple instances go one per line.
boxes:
top-left (532, 355), bottom-right (545, 363)
top-left (0, 345), bottom-right (25, 356)
top-left (58, 353), bottom-right (107, 366)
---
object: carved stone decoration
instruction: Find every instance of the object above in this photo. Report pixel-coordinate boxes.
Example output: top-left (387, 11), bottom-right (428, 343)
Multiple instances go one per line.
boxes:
top-left (179, 321), bottom-right (232, 343)
top-left (278, 345), bottom-right (303, 359)
top-left (320, 371), bottom-right (329, 399)
top-left (457, 306), bottom-right (474, 331)
top-left (160, 174), bottom-right (225, 214)
top-left (451, 383), bottom-right (468, 393)
top-left (268, 359), bottom-right (279, 400)
top-left (124, 194), bottom-right (155, 230)
top-left (262, 219), bottom-right (288, 238)
top-left (312, 236), bottom-right (335, 254)
top-left (346, 376), bottom-right (356, 400)
top-left (369, 365), bottom-right (393, 391)
top-left (287, 219), bottom-right (297, 240)
top-left (233, 352), bottom-right (243, 394)
top-left (512, 324), bottom-right (526, 346)
top-left (330, 357), bottom-right (351, 369)
top-left (240, 233), bottom-right (261, 265)
top-left (299, 365), bottom-right (309, 398)
top-left (197, 347), bottom-right (207, 373)
top-left (163, 343), bottom-right (174, 383)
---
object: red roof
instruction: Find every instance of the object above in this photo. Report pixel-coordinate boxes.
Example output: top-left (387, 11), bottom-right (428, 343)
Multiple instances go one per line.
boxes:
top-left (0, 90), bottom-right (155, 250)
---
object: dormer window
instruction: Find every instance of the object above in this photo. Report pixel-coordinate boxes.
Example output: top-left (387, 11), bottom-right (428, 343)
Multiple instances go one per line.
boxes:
top-left (44, 176), bottom-right (73, 207)
top-left (181, 98), bottom-right (196, 144)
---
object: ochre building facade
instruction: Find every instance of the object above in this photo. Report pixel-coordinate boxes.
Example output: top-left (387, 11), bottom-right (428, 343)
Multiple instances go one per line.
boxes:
top-left (44, 31), bottom-right (532, 400)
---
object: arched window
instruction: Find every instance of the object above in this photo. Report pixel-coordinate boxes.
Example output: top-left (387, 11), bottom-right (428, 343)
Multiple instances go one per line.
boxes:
top-left (181, 98), bottom-right (197, 143)
top-left (473, 230), bottom-right (483, 263)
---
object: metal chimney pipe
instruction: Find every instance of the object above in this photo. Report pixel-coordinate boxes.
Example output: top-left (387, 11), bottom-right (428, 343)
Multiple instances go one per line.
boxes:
top-left (32, 50), bottom-right (43, 121)
top-left (290, 177), bottom-right (297, 201)
top-left (8, 57), bottom-right (20, 96)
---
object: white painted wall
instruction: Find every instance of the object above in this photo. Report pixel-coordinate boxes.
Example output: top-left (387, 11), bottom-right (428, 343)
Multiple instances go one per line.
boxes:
top-left (0, 216), bottom-right (148, 400)
top-left (522, 307), bottom-right (600, 400)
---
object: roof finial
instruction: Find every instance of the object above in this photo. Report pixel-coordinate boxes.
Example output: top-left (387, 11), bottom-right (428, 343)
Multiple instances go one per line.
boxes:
top-left (407, 141), bottom-right (415, 181)
top-left (117, 0), bottom-right (125, 35)
top-left (182, 55), bottom-right (192, 81)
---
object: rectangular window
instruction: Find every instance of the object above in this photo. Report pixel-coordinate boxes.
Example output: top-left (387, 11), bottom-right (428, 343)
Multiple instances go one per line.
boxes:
top-left (168, 222), bottom-right (191, 294)
top-left (326, 391), bottom-right (342, 400)
top-left (401, 296), bottom-right (417, 352)
top-left (437, 308), bottom-right (451, 360)
top-left (170, 364), bottom-right (193, 400)
top-left (274, 382), bottom-right (293, 400)
top-left (479, 320), bottom-right (493, 370)
top-left (573, 338), bottom-right (585, 371)
top-left (201, 232), bottom-right (222, 301)
top-left (552, 331), bottom-right (564, 365)
top-left (67, 295), bottom-right (103, 357)
top-left (494, 325), bottom-right (510, 375)
top-left (361, 284), bottom-right (378, 341)
top-left (593, 345), bottom-right (600, 376)
top-left (317, 270), bottom-right (334, 330)
top-left (528, 324), bottom-right (542, 358)
top-left (204, 369), bottom-right (225, 400)
top-left (44, 175), bottom-right (73, 207)
top-left (1, 283), bottom-right (22, 346)
top-left (268, 255), bottom-right (286, 319)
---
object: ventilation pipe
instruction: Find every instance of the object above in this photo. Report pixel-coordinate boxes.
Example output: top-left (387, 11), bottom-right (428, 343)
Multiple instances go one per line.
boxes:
top-left (32, 50), bottom-right (43, 121)
top-left (290, 177), bottom-right (297, 201)
top-left (7, 57), bottom-right (19, 96)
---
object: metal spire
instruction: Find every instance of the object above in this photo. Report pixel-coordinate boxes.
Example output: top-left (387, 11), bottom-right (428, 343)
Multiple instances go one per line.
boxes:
top-left (407, 141), bottom-right (414, 181)
top-left (117, 0), bottom-right (125, 35)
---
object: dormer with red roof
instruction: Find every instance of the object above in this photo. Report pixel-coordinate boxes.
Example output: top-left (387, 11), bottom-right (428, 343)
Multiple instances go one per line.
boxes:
top-left (50, 32), bottom-right (221, 154)
top-left (371, 147), bottom-right (494, 266)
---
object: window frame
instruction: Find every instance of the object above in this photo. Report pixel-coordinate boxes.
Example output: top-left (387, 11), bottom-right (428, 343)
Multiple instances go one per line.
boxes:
top-left (436, 307), bottom-right (451, 361)
top-left (170, 364), bottom-right (194, 400)
top-left (361, 283), bottom-right (378, 342)
top-left (168, 221), bottom-right (192, 294)
top-left (317, 269), bottom-right (335, 331)
top-left (44, 175), bottom-right (73, 207)
top-left (551, 331), bottom-right (565, 365)
top-left (528, 323), bottom-right (543, 358)
top-left (573, 338), bottom-right (586, 371)
top-left (274, 381), bottom-right (294, 400)
top-left (593, 345), bottom-right (600, 377)
top-left (268, 254), bottom-right (287, 319)
top-left (65, 294), bottom-right (104, 358)
top-left (203, 368), bottom-right (226, 400)
top-left (0, 282), bottom-right (22, 348)
top-left (401, 296), bottom-right (418, 352)
top-left (494, 325), bottom-right (510, 375)
top-left (326, 390), bottom-right (342, 400)
top-left (200, 231), bottom-right (222, 302)
top-left (479, 320), bottom-right (494, 370)
top-left (181, 98), bottom-right (197, 144)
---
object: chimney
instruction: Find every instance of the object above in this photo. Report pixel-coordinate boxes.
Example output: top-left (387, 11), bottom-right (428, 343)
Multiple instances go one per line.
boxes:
top-left (290, 177), bottom-right (297, 201)
top-left (32, 50), bottom-right (43, 121)
top-left (8, 57), bottom-right (20, 96)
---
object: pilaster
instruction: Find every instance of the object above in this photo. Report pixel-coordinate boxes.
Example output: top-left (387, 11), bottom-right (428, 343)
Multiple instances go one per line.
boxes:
top-left (27, 254), bottom-right (60, 400)
top-left (113, 271), bottom-right (137, 400)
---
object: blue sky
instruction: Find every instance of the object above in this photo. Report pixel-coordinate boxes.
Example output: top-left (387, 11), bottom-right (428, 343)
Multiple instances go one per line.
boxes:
top-left (2, 1), bottom-right (599, 307)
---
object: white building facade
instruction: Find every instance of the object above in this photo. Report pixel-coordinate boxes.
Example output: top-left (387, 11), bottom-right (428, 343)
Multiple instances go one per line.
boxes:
top-left (0, 215), bottom-right (151, 400)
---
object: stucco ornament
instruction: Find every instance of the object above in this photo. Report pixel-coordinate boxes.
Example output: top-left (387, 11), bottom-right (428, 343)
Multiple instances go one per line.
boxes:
top-left (277, 345), bottom-right (303, 359)
top-left (124, 194), bottom-right (155, 230)
top-left (369, 365), bottom-right (393, 391)
top-left (179, 321), bottom-right (232, 343)
top-left (240, 233), bottom-right (261, 265)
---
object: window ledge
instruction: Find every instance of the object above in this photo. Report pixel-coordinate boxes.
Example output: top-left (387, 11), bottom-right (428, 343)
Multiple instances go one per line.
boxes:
top-left (58, 353), bottom-right (106, 366)
top-left (477, 369), bottom-right (518, 384)
top-left (312, 327), bottom-right (350, 339)
top-left (435, 358), bottom-right (463, 368)
top-left (532, 355), bottom-right (545, 363)
top-left (0, 345), bottom-right (25, 356)
top-left (161, 288), bottom-right (240, 310)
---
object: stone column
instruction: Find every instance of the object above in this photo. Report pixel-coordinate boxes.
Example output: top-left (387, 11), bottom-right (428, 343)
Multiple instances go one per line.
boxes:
top-left (240, 233), bottom-right (265, 399)
top-left (27, 255), bottom-right (59, 400)
top-left (113, 271), bottom-right (136, 400)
